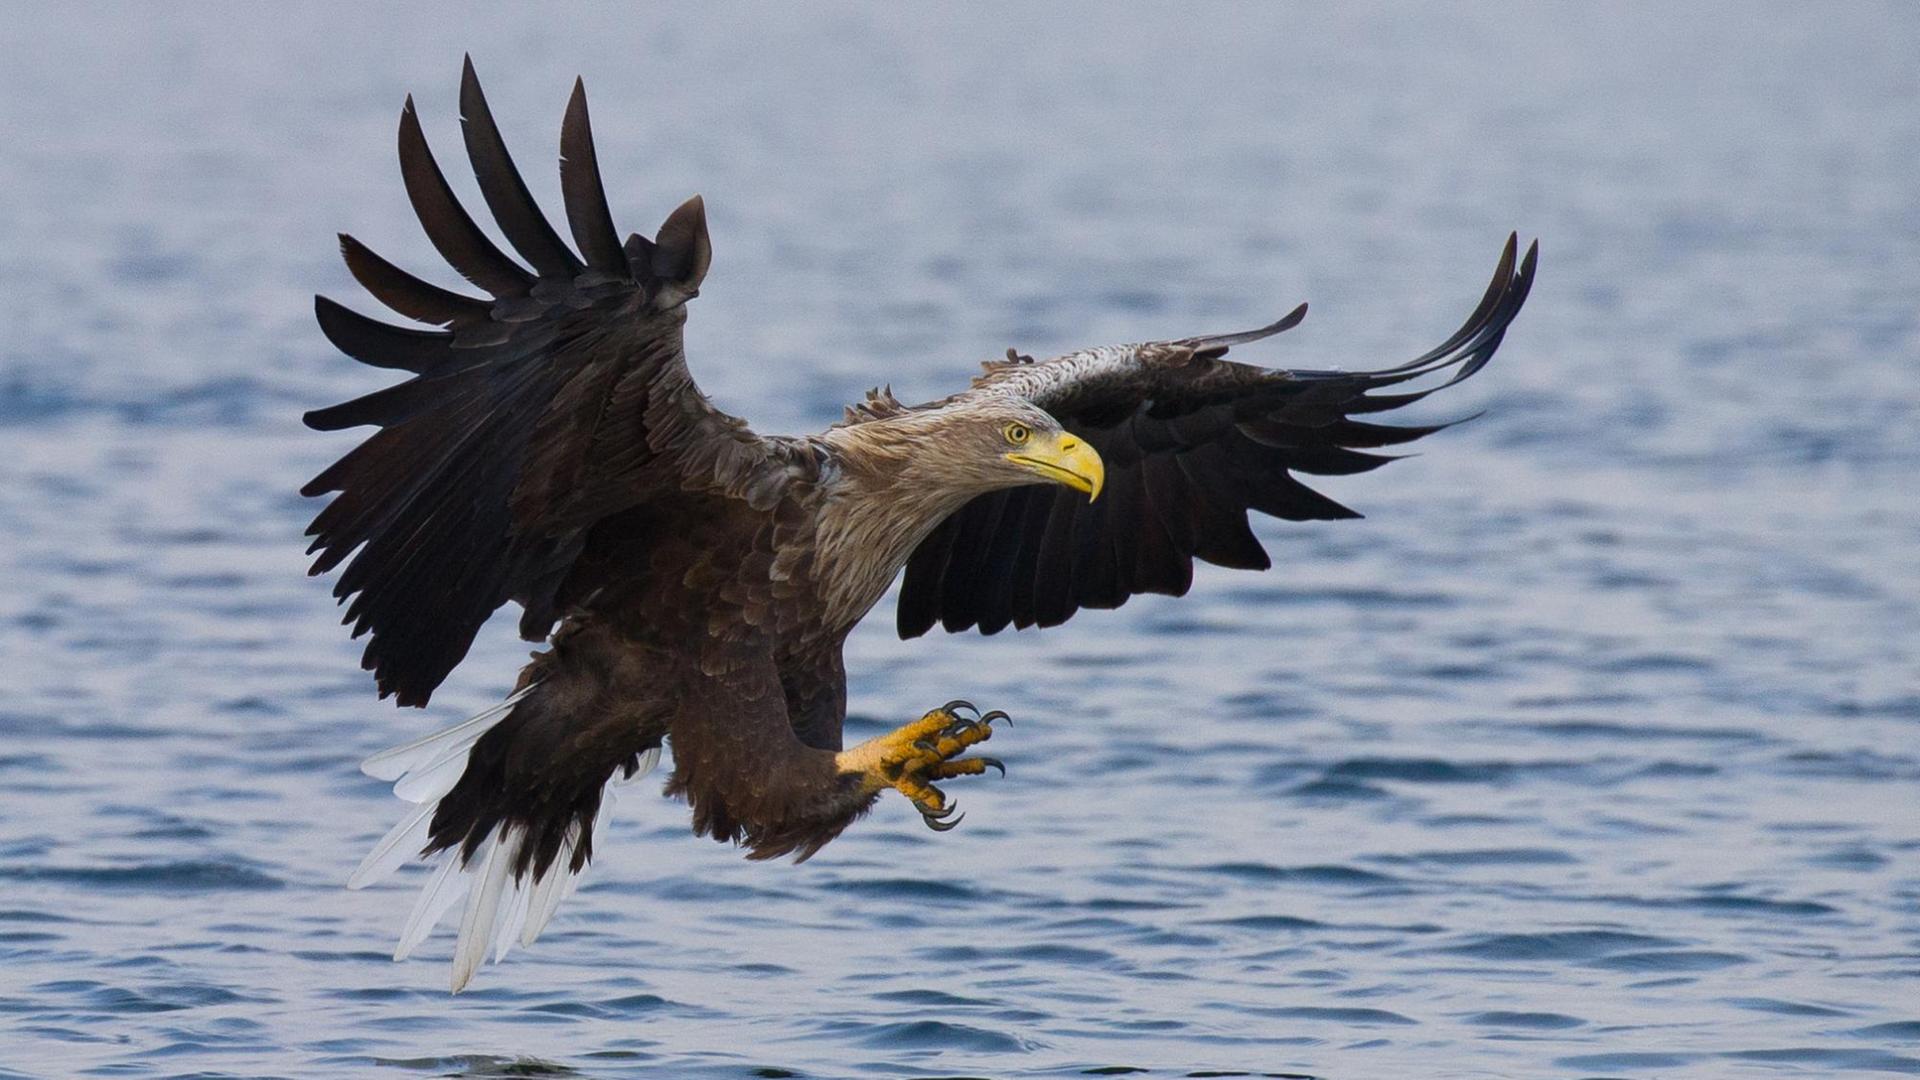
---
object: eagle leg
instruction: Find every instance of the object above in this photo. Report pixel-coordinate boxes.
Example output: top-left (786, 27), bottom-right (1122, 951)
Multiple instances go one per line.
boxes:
top-left (833, 702), bottom-right (1005, 831)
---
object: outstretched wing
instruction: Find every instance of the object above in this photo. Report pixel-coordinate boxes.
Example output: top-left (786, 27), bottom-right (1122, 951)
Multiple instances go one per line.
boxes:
top-left (303, 60), bottom-right (776, 706)
top-left (897, 234), bottom-right (1537, 638)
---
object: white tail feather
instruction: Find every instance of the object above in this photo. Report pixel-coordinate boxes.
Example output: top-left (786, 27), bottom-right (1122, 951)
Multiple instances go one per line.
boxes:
top-left (351, 688), bottom-right (660, 992)
top-left (390, 746), bottom-right (473, 805)
top-left (395, 854), bottom-right (468, 961)
top-left (452, 833), bottom-right (513, 993)
top-left (493, 872), bottom-right (532, 964)
top-left (360, 684), bottom-right (537, 781)
top-left (519, 823), bottom-right (579, 947)
top-left (347, 799), bottom-right (435, 890)
top-left (613, 746), bottom-right (662, 786)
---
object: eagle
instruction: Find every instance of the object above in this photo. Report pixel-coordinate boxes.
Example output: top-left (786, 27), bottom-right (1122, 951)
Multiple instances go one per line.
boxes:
top-left (304, 61), bottom-right (1536, 991)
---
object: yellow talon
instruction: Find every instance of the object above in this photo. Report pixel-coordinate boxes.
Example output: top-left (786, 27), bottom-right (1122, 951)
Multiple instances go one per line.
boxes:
top-left (833, 702), bottom-right (1004, 829)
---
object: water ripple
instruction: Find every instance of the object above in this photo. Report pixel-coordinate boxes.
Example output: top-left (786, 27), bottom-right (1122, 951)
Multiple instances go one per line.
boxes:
top-left (1434, 931), bottom-right (1680, 961)
top-left (0, 861), bottom-right (283, 892)
top-left (4, 5), bottom-right (1918, 1078)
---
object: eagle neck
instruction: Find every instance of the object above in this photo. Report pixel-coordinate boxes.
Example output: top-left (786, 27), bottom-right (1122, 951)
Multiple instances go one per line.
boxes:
top-left (805, 429), bottom-right (983, 631)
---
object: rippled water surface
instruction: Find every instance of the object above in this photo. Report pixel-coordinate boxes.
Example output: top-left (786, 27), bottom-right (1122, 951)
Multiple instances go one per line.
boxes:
top-left (3, 4), bottom-right (1918, 1078)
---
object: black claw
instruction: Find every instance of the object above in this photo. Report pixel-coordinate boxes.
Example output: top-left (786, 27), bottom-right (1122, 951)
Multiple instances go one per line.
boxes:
top-left (922, 811), bottom-right (965, 832)
top-left (923, 800), bottom-right (958, 820)
top-left (976, 756), bottom-right (1006, 777)
top-left (981, 709), bottom-right (1010, 727)
top-left (913, 738), bottom-right (939, 755)
top-left (941, 717), bottom-right (981, 741)
top-left (940, 699), bottom-right (978, 719)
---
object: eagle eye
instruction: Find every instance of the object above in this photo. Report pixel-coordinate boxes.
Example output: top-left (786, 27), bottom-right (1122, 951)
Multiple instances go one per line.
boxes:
top-left (1003, 423), bottom-right (1031, 446)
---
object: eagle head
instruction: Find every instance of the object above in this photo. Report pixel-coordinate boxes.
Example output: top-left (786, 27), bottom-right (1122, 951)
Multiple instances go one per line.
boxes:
top-left (931, 397), bottom-right (1105, 501)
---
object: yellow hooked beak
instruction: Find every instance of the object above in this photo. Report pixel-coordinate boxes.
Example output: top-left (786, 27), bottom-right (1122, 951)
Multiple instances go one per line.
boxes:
top-left (1007, 431), bottom-right (1105, 501)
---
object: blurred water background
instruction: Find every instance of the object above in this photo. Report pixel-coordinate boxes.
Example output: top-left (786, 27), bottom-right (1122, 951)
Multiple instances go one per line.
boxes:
top-left (1, 3), bottom-right (1917, 1078)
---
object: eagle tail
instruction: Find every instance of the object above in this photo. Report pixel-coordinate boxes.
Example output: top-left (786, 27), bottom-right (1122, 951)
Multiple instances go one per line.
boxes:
top-left (346, 684), bottom-right (658, 993)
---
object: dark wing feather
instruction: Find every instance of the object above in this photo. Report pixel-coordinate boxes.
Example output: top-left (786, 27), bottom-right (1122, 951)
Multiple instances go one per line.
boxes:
top-left (312, 294), bottom-right (459, 375)
top-left (396, 94), bottom-right (534, 298)
top-left (458, 57), bottom-right (583, 278)
top-left (898, 235), bottom-right (1536, 638)
top-left (559, 78), bottom-right (627, 275)
top-left (337, 234), bottom-right (493, 329)
top-left (304, 64), bottom-right (772, 705)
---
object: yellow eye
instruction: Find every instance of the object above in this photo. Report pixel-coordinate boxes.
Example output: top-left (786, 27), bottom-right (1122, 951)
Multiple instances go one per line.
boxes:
top-left (1004, 423), bottom-right (1031, 445)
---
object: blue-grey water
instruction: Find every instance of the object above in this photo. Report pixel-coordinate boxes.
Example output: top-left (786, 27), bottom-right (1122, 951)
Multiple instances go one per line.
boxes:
top-left (2, 4), bottom-right (1917, 1078)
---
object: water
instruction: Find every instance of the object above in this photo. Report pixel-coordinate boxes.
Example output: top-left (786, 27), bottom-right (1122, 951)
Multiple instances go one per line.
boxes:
top-left (2, 4), bottom-right (1917, 1077)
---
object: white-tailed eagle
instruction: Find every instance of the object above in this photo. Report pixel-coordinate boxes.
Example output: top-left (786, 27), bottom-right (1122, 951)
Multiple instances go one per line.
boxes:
top-left (303, 61), bottom-right (1537, 990)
